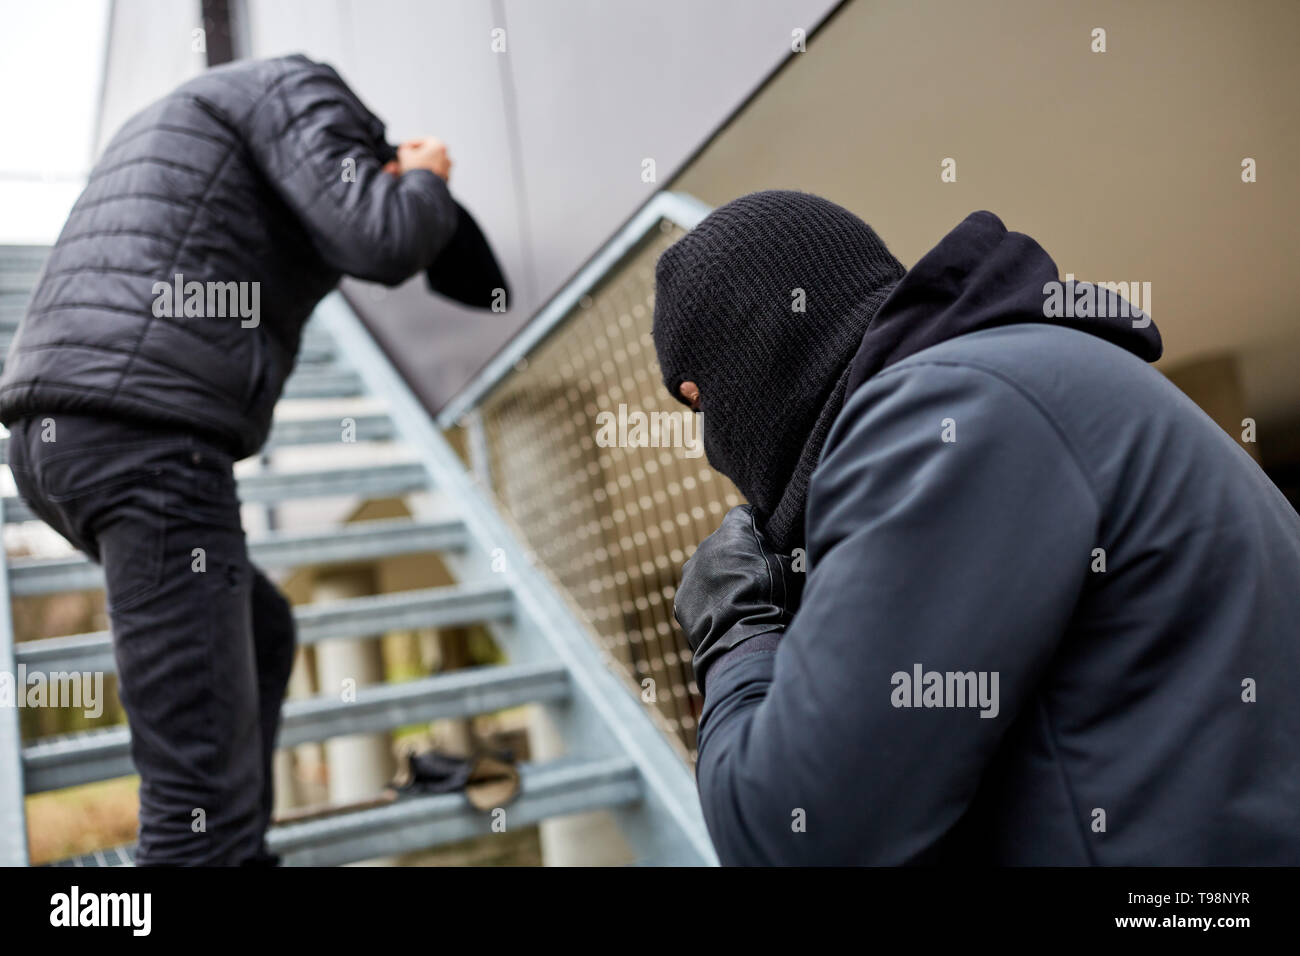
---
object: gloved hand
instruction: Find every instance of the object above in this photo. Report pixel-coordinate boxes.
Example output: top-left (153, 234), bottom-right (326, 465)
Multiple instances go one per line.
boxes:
top-left (674, 505), bottom-right (804, 693)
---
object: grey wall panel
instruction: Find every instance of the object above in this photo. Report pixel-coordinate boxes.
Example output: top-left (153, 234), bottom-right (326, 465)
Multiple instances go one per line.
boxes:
top-left (501, 0), bottom-right (830, 309)
top-left (96, 0), bottom-right (208, 154)
top-left (671, 0), bottom-right (1300, 427)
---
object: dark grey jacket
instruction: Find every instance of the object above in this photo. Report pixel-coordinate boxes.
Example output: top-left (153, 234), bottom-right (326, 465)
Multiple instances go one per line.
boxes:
top-left (697, 311), bottom-right (1300, 864)
top-left (0, 54), bottom-right (456, 458)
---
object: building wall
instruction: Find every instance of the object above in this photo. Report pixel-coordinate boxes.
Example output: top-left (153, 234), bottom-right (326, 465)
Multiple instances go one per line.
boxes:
top-left (672, 0), bottom-right (1300, 445)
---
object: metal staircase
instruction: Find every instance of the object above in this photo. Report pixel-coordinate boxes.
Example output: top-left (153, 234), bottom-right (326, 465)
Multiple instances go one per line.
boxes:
top-left (0, 240), bottom-right (716, 867)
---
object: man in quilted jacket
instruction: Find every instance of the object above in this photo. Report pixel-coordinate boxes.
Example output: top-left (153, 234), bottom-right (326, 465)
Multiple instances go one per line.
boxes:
top-left (0, 54), bottom-right (467, 865)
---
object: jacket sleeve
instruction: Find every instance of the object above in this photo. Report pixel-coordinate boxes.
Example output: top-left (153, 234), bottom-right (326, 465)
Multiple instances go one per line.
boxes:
top-left (246, 70), bottom-right (458, 286)
top-left (695, 360), bottom-right (1100, 864)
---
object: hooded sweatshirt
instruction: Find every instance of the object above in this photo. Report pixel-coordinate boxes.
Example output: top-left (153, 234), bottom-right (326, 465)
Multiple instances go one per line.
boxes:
top-left (687, 208), bottom-right (1300, 865)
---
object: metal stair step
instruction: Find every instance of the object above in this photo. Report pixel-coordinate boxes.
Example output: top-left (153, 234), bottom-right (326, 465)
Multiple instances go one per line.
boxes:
top-left (0, 245), bottom-right (50, 264)
top-left (8, 515), bottom-right (466, 596)
top-left (22, 725), bottom-right (129, 794)
top-left (281, 366), bottom-right (363, 400)
top-left (0, 291), bottom-right (33, 311)
top-left (47, 844), bottom-right (136, 867)
top-left (296, 337), bottom-right (336, 366)
top-left (3, 460), bottom-right (429, 524)
top-left (233, 460), bottom-right (429, 504)
top-left (267, 411), bottom-right (395, 448)
top-left (271, 755), bottom-right (640, 866)
top-left (45, 756), bottom-right (639, 867)
top-left (16, 582), bottom-right (515, 673)
top-left (0, 273), bottom-right (44, 290)
top-left (23, 661), bottom-right (568, 793)
top-left (0, 274), bottom-right (42, 294)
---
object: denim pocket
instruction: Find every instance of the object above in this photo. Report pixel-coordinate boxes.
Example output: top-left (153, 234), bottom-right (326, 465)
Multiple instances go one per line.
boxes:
top-left (90, 473), bottom-right (167, 613)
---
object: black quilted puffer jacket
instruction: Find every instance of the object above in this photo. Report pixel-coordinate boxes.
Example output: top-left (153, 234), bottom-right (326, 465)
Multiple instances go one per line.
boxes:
top-left (0, 54), bottom-right (456, 458)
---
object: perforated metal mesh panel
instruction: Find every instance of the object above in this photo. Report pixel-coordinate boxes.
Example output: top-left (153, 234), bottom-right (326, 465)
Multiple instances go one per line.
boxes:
top-left (475, 220), bottom-right (742, 757)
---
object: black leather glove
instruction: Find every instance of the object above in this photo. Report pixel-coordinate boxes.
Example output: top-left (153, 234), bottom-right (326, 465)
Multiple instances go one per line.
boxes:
top-left (674, 505), bottom-right (804, 693)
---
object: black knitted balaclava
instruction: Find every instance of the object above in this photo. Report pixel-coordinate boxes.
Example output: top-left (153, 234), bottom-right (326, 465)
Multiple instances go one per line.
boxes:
top-left (653, 190), bottom-right (905, 553)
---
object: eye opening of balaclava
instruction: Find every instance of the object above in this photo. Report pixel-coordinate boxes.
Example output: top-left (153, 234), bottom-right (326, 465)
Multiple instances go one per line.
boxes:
top-left (652, 190), bottom-right (905, 553)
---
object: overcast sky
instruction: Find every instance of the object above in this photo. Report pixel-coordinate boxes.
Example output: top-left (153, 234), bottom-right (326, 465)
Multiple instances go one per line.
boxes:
top-left (0, 0), bottom-right (110, 242)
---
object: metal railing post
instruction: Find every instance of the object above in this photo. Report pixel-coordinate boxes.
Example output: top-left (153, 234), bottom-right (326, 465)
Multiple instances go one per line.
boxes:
top-left (0, 493), bottom-right (32, 865)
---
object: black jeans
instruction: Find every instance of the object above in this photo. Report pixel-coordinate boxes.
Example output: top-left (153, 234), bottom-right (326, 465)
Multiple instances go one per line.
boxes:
top-left (8, 413), bottom-right (296, 865)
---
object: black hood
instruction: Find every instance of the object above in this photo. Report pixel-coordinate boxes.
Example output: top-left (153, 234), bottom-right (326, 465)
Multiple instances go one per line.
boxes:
top-left (845, 210), bottom-right (1162, 397)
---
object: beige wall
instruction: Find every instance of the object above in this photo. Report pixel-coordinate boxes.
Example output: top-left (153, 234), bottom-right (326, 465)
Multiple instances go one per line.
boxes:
top-left (674, 0), bottom-right (1300, 441)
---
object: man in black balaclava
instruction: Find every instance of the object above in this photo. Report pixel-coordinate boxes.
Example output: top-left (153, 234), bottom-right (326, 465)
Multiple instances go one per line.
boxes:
top-left (655, 190), bottom-right (906, 553)
top-left (652, 190), bottom-right (1300, 865)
